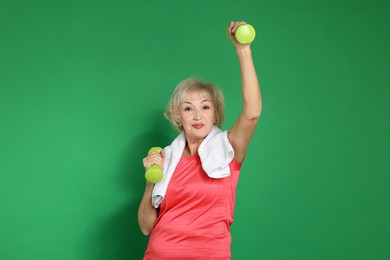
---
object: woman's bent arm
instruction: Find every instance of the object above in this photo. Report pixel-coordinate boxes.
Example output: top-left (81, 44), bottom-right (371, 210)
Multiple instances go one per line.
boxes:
top-left (228, 22), bottom-right (262, 162)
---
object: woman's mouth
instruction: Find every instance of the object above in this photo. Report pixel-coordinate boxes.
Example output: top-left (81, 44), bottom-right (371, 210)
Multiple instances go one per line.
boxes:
top-left (192, 124), bottom-right (204, 129)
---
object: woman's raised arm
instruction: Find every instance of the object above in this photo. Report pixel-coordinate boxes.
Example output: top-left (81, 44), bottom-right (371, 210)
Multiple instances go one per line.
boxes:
top-left (227, 21), bottom-right (262, 163)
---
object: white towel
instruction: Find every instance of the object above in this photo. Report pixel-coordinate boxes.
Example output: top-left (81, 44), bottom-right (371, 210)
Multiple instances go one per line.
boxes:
top-left (152, 126), bottom-right (234, 208)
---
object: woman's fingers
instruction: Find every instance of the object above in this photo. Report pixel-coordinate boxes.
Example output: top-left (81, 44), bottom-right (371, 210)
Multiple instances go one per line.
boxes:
top-left (228, 21), bottom-right (248, 46)
top-left (231, 21), bottom-right (246, 34)
top-left (143, 151), bottom-right (164, 168)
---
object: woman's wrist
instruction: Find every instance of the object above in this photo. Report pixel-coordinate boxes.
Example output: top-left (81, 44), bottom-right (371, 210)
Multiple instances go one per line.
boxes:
top-left (235, 45), bottom-right (252, 56)
top-left (236, 46), bottom-right (253, 63)
top-left (145, 182), bottom-right (155, 192)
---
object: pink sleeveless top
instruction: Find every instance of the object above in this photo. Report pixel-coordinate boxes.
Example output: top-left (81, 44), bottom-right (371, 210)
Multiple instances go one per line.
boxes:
top-left (144, 154), bottom-right (241, 260)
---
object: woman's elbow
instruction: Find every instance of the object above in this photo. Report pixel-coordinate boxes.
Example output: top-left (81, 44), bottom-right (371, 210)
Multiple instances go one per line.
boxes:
top-left (243, 106), bottom-right (262, 121)
top-left (140, 226), bottom-right (152, 236)
top-left (257, 107), bottom-right (262, 118)
top-left (253, 107), bottom-right (262, 119)
top-left (138, 216), bottom-right (156, 236)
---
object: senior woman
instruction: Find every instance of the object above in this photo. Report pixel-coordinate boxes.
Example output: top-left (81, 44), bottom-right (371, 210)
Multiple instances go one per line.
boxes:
top-left (138, 21), bottom-right (262, 259)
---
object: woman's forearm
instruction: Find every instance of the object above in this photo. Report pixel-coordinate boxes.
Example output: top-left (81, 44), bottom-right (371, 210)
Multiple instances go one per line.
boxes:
top-left (236, 46), bottom-right (262, 119)
top-left (137, 182), bottom-right (158, 236)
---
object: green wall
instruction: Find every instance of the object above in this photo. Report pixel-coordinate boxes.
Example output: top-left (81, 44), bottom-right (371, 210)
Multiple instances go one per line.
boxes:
top-left (0, 0), bottom-right (389, 259)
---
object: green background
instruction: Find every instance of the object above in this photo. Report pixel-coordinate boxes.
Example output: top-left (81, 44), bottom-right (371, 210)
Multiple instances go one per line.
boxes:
top-left (0, 0), bottom-right (389, 259)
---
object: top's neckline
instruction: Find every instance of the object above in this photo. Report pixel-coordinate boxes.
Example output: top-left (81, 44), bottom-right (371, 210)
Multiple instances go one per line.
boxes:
top-left (181, 153), bottom-right (200, 160)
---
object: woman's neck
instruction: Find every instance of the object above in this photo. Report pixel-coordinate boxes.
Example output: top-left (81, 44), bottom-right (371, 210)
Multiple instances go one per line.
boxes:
top-left (183, 136), bottom-right (204, 156)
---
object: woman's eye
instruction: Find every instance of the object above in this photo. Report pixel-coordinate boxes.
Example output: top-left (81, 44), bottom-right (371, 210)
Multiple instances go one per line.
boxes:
top-left (203, 106), bottom-right (210, 110)
top-left (184, 107), bottom-right (192, 111)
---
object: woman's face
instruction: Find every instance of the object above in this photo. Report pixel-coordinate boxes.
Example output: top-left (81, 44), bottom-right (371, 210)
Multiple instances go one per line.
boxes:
top-left (178, 90), bottom-right (216, 141)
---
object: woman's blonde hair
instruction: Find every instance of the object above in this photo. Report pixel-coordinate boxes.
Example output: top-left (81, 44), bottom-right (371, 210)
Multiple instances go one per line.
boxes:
top-left (164, 77), bottom-right (225, 132)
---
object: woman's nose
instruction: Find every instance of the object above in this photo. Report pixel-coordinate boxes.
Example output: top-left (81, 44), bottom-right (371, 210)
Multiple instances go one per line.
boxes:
top-left (193, 110), bottom-right (202, 120)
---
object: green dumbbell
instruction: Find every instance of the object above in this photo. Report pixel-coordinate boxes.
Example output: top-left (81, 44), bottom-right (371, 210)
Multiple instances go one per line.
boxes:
top-left (145, 147), bottom-right (163, 183)
top-left (228, 23), bottom-right (256, 44)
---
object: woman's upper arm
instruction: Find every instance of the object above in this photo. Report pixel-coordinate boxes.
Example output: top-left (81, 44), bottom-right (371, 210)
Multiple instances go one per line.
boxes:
top-left (228, 113), bottom-right (259, 163)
